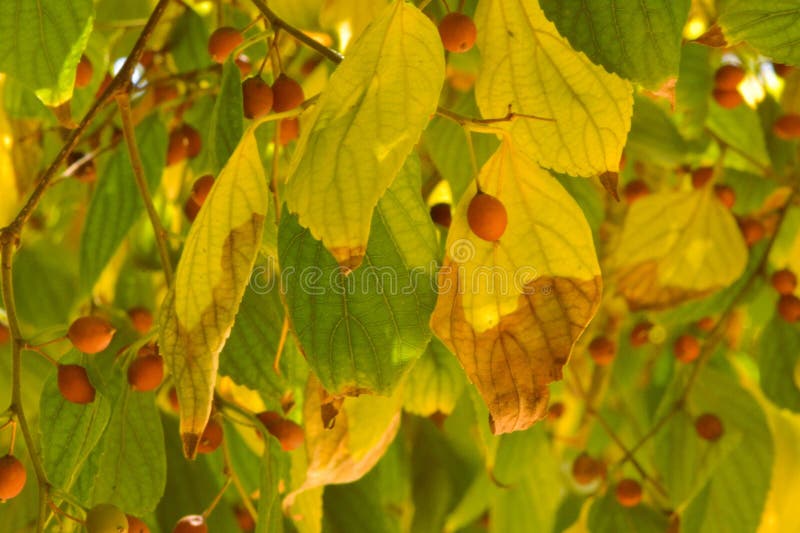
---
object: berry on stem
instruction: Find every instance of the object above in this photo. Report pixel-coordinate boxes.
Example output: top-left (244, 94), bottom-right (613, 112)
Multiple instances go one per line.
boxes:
top-left (197, 420), bottom-right (223, 454)
top-left (127, 515), bottom-right (151, 533)
top-left (571, 453), bottom-right (606, 485)
top-left (713, 184), bottom-right (736, 209)
top-left (714, 64), bottom-right (745, 90)
top-left (696, 316), bottom-right (715, 332)
top-left (777, 294), bottom-right (800, 323)
top-left (271, 74), bottom-right (305, 112)
top-left (546, 402), bottom-right (565, 421)
top-left (773, 114), bottom-right (800, 140)
top-left (242, 77), bottom-right (273, 119)
top-left (674, 334), bottom-right (700, 363)
top-left (67, 316), bottom-right (115, 354)
top-left (234, 506), bottom-right (255, 532)
top-left (615, 479), bottom-right (643, 507)
top-left (622, 179), bottom-right (650, 204)
top-left (128, 307), bottom-right (153, 334)
top-left (771, 269), bottom-right (797, 295)
top-left (128, 354), bottom-right (165, 392)
top-left (695, 413), bottom-right (724, 441)
top-left (75, 55), bottom-right (93, 88)
top-left (208, 27), bottom-right (244, 63)
top-left (85, 503), bottom-right (128, 533)
top-left (630, 322), bottom-right (652, 347)
top-left (278, 118), bottom-right (300, 145)
top-left (191, 175), bottom-right (215, 206)
top-left (256, 411), bottom-right (304, 451)
top-left (0, 454), bottom-right (26, 501)
top-left (691, 167), bottom-right (713, 188)
top-left (58, 364), bottom-right (96, 404)
top-left (467, 192), bottom-right (507, 241)
top-left (429, 203), bottom-right (452, 228)
top-left (712, 88), bottom-right (743, 109)
top-left (438, 13), bottom-right (477, 53)
top-left (739, 218), bottom-right (765, 246)
top-left (588, 336), bottom-right (616, 366)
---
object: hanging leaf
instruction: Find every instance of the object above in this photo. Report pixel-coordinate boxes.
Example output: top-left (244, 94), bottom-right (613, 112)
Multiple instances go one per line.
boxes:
top-left (430, 138), bottom-right (602, 434)
top-left (285, 0), bottom-right (444, 270)
top-left (719, 1), bottom-right (800, 65)
top-left (758, 317), bottom-right (800, 412)
top-left (159, 126), bottom-right (268, 458)
top-left (403, 338), bottom-right (466, 417)
top-left (474, 0), bottom-right (633, 177)
top-left (208, 58), bottom-right (244, 172)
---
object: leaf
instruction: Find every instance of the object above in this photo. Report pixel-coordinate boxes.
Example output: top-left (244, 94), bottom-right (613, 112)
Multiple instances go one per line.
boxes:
top-left (168, 7), bottom-right (213, 73)
top-left (0, 0), bottom-right (94, 106)
top-left (758, 316), bottom-right (800, 412)
top-left (675, 43), bottom-right (713, 139)
top-left (707, 101), bottom-right (770, 171)
top-left (539, 0), bottom-right (690, 89)
top-left (159, 126), bottom-right (268, 458)
top-left (257, 437), bottom-right (288, 533)
top-left (80, 114), bottom-right (167, 293)
top-left (609, 188), bottom-right (748, 310)
top-left (209, 58), bottom-right (244, 172)
top-left (430, 139), bottom-right (602, 434)
top-left (320, 0), bottom-right (390, 47)
top-left (474, 0), bottom-right (633, 177)
top-left (586, 490), bottom-right (669, 532)
top-left (285, 0), bottom-right (444, 269)
top-left (719, 1), bottom-right (800, 65)
top-left (279, 155), bottom-right (439, 396)
top-left (625, 96), bottom-right (688, 168)
top-left (403, 338), bottom-right (466, 417)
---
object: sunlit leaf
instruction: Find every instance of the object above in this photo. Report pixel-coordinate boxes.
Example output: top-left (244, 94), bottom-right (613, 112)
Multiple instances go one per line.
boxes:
top-left (257, 437), bottom-right (288, 533)
top-left (403, 338), bottom-right (466, 417)
top-left (320, 0), bottom-right (390, 47)
top-left (209, 58), bottom-right (244, 172)
top-left (719, 1), bottom-right (800, 65)
top-left (587, 490), bottom-right (669, 532)
top-left (758, 317), bottom-right (800, 412)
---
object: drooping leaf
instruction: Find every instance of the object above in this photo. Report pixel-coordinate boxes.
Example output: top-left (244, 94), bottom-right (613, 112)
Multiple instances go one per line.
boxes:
top-left (159, 126), bottom-right (268, 457)
top-left (474, 0), bottom-right (633, 177)
top-left (0, 0), bottom-right (94, 105)
top-left (257, 436), bottom-right (289, 533)
top-left (707, 101), bottom-right (770, 172)
top-left (758, 316), bottom-right (800, 412)
top-left (539, 0), bottom-right (690, 89)
top-left (625, 96), bottom-right (688, 168)
top-left (168, 7), bottom-right (213, 73)
top-left (609, 188), bottom-right (748, 310)
top-left (719, 1), bottom-right (800, 65)
top-left (586, 490), bottom-right (669, 532)
top-left (430, 139), bottom-right (602, 434)
top-left (279, 156), bottom-right (438, 396)
top-left (285, 0), bottom-right (444, 269)
top-left (403, 338), bottom-right (466, 417)
top-left (209, 58), bottom-right (244, 172)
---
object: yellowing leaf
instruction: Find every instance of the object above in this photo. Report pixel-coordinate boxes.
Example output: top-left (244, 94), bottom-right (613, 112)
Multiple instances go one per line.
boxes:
top-left (159, 127), bottom-right (268, 458)
top-left (285, 0), bottom-right (444, 269)
top-left (610, 189), bottom-right (748, 310)
top-left (430, 139), bottom-right (602, 434)
top-left (320, 0), bottom-right (390, 48)
top-left (474, 0), bottom-right (633, 177)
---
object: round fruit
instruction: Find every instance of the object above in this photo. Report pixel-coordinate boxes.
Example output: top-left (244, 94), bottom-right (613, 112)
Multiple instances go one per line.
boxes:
top-left (773, 113), bottom-right (800, 140)
top-left (429, 203), bottom-right (452, 228)
top-left (674, 334), bottom-right (701, 363)
top-left (208, 27), bottom-right (244, 63)
top-left (174, 514), bottom-right (207, 533)
top-left (695, 413), bottom-right (724, 441)
top-left (184, 197), bottom-right (201, 223)
top-left (183, 125), bottom-right (202, 158)
top-left (0, 323), bottom-right (9, 344)
top-left (234, 506), bottom-right (255, 532)
top-left (154, 84), bottom-right (179, 104)
top-left (167, 129), bottom-right (189, 166)
top-left (0, 455), bottom-right (26, 501)
top-left (256, 411), bottom-right (304, 451)
top-left (127, 515), bottom-right (150, 533)
top-left (696, 316), bottom-right (715, 332)
top-left (691, 167), bottom-right (713, 188)
top-left (713, 88), bottom-right (743, 109)
top-left (778, 294), bottom-right (800, 323)
top-left (128, 355), bottom-right (164, 392)
top-left (438, 13), bottom-right (477, 53)
top-left (739, 218), bottom-right (765, 246)
top-left (68, 316), bottom-right (115, 354)
top-left (630, 322), bottom-right (652, 347)
top-left (271, 74), bottom-right (305, 112)
top-left (713, 184), bottom-right (736, 209)
top-left (85, 503), bottom-right (128, 533)
top-left (714, 64), bottom-right (745, 90)
top-left (127, 307), bottom-right (153, 335)
top-left (278, 118), bottom-right (300, 145)
top-left (242, 77), bottom-right (273, 119)
top-left (467, 192), bottom-right (507, 241)
top-left (588, 336), bottom-right (616, 366)
top-left (615, 479), bottom-right (643, 507)
top-left (623, 179), bottom-right (650, 204)
top-left (75, 55), bottom-right (93, 88)
top-left (547, 402), bottom-right (565, 421)
top-left (571, 453), bottom-right (606, 485)
top-left (771, 269), bottom-right (797, 295)
top-left (197, 420), bottom-right (223, 454)
top-left (191, 175), bottom-right (215, 206)
top-left (58, 364), bottom-right (96, 404)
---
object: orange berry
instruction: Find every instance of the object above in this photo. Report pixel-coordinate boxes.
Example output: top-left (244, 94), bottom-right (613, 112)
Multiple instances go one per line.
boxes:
top-left (57, 364), bottom-right (96, 404)
top-left (174, 514), bottom-right (208, 533)
top-left (208, 27), bottom-right (244, 63)
top-left (278, 117), bottom-right (300, 145)
top-left (714, 64), bottom-right (745, 90)
top-left (0, 454), bottom-right (26, 501)
top-left (713, 88), bottom-right (743, 109)
top-left (695, 413), bottom-right (724, 441)
top-left (182, 125), bottom-right (202, 158)
top-left (256, 411), bottom-right (304, 451)
top-left (691, 167), bottom-right (713, 188)
top-left (623, 179), bottom-right (650, 204)
top-left (197, 420), bottom-right (223, 454)
top-left (154, 84), bottom-right (179, 104)
top-left (167, 130), bottom-right (188, 166)
top-left (630, 322), bottom-right (652, 347)
top-left (184, 196), bottom-right (201, 223)
top-left (242, 77), bottom-right (273, 119)
top-left (674, 334), bottom-right (701, 363)
top-left (739, 218), bottom-right (765, 246)
top-left (547, 402), bottom-right (565, 421)
top-left (75, 55), bottom-right (93, 88)
top-left (271, 74), bottom-right (305, 112)
top-left (771, 269), bottom-right (797, 295)
top-left (167, 387), bottom-right (180, 412)
top-left (714, 184), bottom-right (736, 209)
top-left (467, 192), bottom-right (507, 241)
top-left (438, 13), bottom-right (477, 53)
top-left (588, 336), bottom-right (616, 366)
top-left (127, 515), bottom-right (151, 533)
top-left (778, 294), bottom-right (800, 323)
top-left (696, 316), bottom-right (715, 332)
top-left (128, 307), bottom-right (153, 334)
top-left (191, 175), bottom-right (215, 206)
top-left (572, 453), bottom-right (606, 485)
top-left (234, 506), bottom-right (255, 532)
top-left (615, 478), bottom-right (643, 507)
top-left (67, 316), bottom-right (115, 354)
top-left (773, 114), bottom-right (800, 140)
top-left (0, 323), bottom-right (9, 344)
top-left (128, 355), bottom-right (164, 392)
top-left (429, 203), bottom-right (452, 228)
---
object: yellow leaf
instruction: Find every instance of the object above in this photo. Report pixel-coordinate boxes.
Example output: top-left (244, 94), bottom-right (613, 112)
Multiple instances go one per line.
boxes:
top-left (159, 126), bottom-right (268, 458)
top-left (474, 0), bottom-right (633, 177)
top-left (285, 0), bottom-right (444, 270)
top-left (320, 0), bottom-right (390, 49)
top-left (610, 189), bottom-right (748, 310)
top-left (430, 139), bottom-right (602, 434)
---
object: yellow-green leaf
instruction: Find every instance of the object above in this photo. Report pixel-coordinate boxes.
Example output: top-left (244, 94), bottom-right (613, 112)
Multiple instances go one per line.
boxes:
top-left (159, 126), bottom-right (268, 458)
top-left (430, 139), bottom-right (602, 434)
top-left (320, 0), bottom-right (390, 48)
top-left (402, 338), bottom-right (466, 417)
top-left (474, 0), bottom-right (633, 177)
top-left (609, 188), bottom-right (748, 310)
top-left (285, 0), bottom-right (444, 270)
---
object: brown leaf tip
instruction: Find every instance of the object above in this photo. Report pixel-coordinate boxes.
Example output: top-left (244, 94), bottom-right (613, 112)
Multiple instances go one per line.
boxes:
top-left (181, 432), bottom-right (201, 460)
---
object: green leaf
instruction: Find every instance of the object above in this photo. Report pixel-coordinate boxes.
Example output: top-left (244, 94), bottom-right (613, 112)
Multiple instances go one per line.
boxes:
top-left (80, 114), bottom-right (167, 293)
top-left (168, 7), bottom-right (213, 73)
top-left (0, 0), bottom-right (94, 105)
top-left (159, 125), bottom-right (268, 457)
top-left (279, 156), bottom-right (438, 396)
top-left (475, 0), bottom-right (633, 177)
top-left (257, 437), bottom-right (288, 533)
top-left (539, 0), bottom-right (690, 88)
top-left (707, 100), bottom-right (770, 170)
top-left (587, 490), bottom-right (669, 532)
top-left (403, 338), bottom-right (466, 417)
top-left (758, 316), bottom-right (800, 412)
top-left (209, 58), bottom-right (244, 172)
top-left (285, 0), bottom-right (444, 269)
top-left (720, 1), bottom-right (800, 65)
top-left (626, 96), bottom-right (688, 168)
top-left (675, 43), bottom-right (713, 139)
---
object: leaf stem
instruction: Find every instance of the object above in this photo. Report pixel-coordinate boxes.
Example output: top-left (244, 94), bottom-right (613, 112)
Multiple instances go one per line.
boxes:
top-left (222, 435), bottom-right (259, 522)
